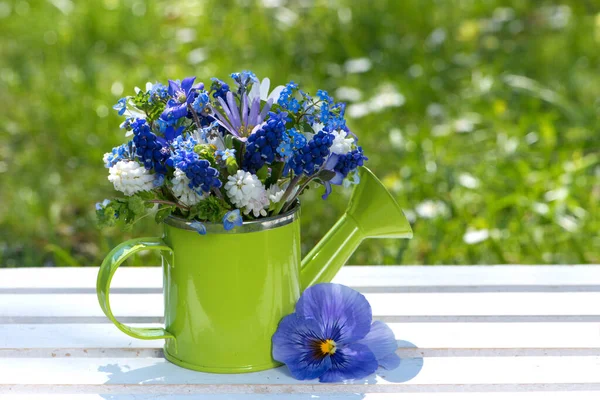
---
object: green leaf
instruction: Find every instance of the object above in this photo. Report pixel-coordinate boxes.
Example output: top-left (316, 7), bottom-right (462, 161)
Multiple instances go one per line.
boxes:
top-left (256, 164), bottom-right (269, 181)
top-left (266, 161), bottom-right (285, 187)
top-left (318, 169), bottom-right (336, 182)
top-left (155, 206), bottom-right (175, 223)
top-left (226, 156), bottom-right (239, 175)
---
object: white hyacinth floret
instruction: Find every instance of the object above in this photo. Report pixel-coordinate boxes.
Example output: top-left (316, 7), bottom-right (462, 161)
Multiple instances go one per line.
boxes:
top-left (330, 130), bottom-right (354, 155)
top-left (108, 160), bottom-right (155, 196)
top-left (171, 168), bottom-right (204, 206)
top-left (225, 170), bottom-right (270, 217)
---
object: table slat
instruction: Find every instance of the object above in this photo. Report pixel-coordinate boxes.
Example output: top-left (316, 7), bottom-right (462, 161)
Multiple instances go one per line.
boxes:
top-left (2, 293), bottom-right (600, 320)
top-left (0, 357), bottom-right (599, 392)
top-left (1, 323), bottom-right (599, 354)
top-left (2, 266), bottom-right (600, 293)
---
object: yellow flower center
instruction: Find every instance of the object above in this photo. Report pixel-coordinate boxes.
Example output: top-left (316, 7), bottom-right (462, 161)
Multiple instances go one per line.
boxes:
top-left (319, 339), bottom-right (337, 355)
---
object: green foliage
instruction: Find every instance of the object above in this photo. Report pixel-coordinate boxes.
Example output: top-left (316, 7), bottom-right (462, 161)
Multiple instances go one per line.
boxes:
top-left (1, 0), bottom-right (599, 266)
top-left (187, 197), bottom-right (230, 224)
top-left (132, 91), bottom-right (165, 123)
top-left (96, 195), bottom-right (154, 230)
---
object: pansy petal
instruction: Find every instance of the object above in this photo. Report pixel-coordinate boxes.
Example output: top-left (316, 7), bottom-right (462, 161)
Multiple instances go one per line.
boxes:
top-left (181, 76), bottom-right (196, 94)
top-left (272, 314), bottom-right (331, 381)
top-left (319, 343), bottom-right (378, 383)
top-left (357, 321), bottom-right (399, 368)
top-left (296, 283), bottom-right (372, 344)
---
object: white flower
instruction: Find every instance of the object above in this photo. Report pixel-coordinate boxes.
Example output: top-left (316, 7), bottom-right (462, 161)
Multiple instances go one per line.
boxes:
top-left (225, 170), bottom-right (269, 217)
top-left (248, 77), bottom-right (285, 103)
top-left (134, 82), bottom-right (154, 94)
top-left (108, 160), bottom-right (155, 196)
top-left (171, 169), bottom-right (204, 206)
top-left (330, 130), bottom-right (354, 155)
top-left (267, 184), bottom-right (285, 204)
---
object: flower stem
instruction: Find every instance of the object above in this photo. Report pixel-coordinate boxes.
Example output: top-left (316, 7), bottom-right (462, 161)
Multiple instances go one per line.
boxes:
top-left (212, 187), bottom-right (224, 200)
top-left (147, 199), bottom-right (189, 210)
top-left (282, 173), bottom-right (317, 213)
top-left (273, 174), bottom-right (301, 215)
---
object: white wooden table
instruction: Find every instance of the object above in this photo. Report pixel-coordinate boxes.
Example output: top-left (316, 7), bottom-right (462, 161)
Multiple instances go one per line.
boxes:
top-left (1, 266), bottom-right (600, 399)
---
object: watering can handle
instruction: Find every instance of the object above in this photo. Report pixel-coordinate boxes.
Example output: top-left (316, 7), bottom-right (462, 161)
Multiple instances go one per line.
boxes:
top-left (96, 237), bottom-right (176, 342)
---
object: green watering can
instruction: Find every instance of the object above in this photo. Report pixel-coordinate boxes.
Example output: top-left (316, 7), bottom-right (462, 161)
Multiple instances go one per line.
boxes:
top-left (97, 167), bottom-right (412, 373)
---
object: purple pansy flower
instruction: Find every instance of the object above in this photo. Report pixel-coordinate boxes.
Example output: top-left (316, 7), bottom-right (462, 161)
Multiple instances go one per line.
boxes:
top-left (160, 77), bottom-right (204, 123)
top-left (212, 91), bottom-right (272, 141)
top-left (272, 283), bottom-right (399, 382)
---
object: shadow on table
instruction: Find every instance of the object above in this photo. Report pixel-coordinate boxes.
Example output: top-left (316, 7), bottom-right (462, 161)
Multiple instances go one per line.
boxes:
top-left (98, 340), bottom-right (423, 400)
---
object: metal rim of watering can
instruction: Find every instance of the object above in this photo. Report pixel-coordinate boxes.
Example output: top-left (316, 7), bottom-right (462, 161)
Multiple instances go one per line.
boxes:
top-left (163, 202), bottom-right (300, 234)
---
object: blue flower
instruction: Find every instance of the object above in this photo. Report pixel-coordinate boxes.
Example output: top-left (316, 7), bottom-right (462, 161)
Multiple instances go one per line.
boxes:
top-left (287, 130), bottom-right (335, 176)
top-left (190, 221), bottom-right (207, 235)
top-left (169, 149), bottom-right (222, 193)
top-left (113, 98), bottom-right (127, 116)
top-left (164, 125), bottom-right (184, 142)
top-left (216, 148), bottom-right (236, 161)
top-left (192, 90), bottom-right (210, 114)
top-left (276, 139), bottom-right (292, 159)
top-left (320, 147), bottom-right (367, 200)
top-left (222, 209), bottom-right (243, 231)
top-left (243, 115), bottom-right (286, 173)
top-left (272, 283), bottom-right (399, 382)
top-left (210, 78), bottom-right (230, 100)
top-left (160, 77), bottom-right (201, 123)
top-left (103, 142), bottom-right (135, 168)
top-left (131, 119), bottom-right (169, 174)
top-left (231, 70), bottom-right (259, 95)
top-left (277, 81), bottom-right (299, 110)
top-left (289, 128), bottom-right (307, 151)
top-left (149, 82), bottom-right (169, 103)
top-left (95, 199), bottom-right (111, 211)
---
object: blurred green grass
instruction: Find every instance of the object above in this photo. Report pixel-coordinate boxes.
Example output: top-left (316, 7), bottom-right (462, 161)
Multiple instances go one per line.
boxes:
top-left (0, 0), bottom-right (598, 267)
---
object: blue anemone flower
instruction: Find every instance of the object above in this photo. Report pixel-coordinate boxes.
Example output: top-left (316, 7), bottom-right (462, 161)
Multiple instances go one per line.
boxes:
top-left (222, 209), bottom-right (243, 231)
top-left (160, 77), bottom-right (202, 122)
top-left (272, 283), bottom-right (399, 382)
top-left (190, 221), bottom-right (207, 235)
top-left (164, 125), bottom-right (184, 141)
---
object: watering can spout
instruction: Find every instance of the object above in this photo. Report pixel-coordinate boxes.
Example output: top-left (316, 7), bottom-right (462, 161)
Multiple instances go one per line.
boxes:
top-left (300, 167), bottom-right (412, 289)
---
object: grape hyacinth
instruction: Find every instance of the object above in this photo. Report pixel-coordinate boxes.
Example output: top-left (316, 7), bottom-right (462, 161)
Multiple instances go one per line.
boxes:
top-left (334, 147), bottom-right (368, 178)
top-left (170, 150), bottom-right (221, 193)
top-left (244, 115), bottom-right (286, 173)
top-left (288, 130), bottom-right (335, 176)
top-left (131, 119), bottom-right (169, 174)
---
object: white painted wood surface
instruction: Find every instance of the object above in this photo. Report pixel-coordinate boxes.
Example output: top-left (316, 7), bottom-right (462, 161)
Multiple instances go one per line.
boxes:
top-left (0, 266), bottom-right (599, 397)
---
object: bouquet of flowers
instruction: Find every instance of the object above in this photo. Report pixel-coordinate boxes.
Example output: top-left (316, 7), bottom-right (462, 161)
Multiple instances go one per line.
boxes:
top-left (97, 71), bottom-right (367, 233)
